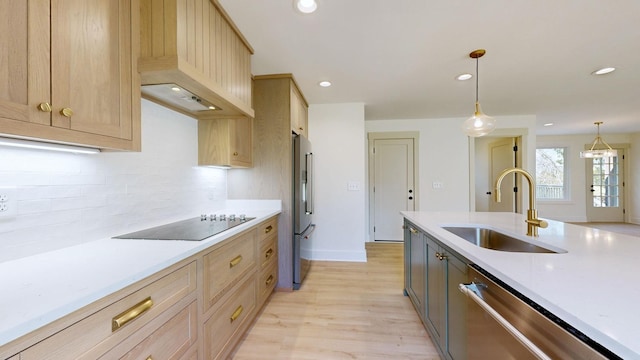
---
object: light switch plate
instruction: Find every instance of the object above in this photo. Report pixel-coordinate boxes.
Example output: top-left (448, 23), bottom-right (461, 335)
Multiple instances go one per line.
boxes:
top-left (347, 181), bottom-right (361, 191)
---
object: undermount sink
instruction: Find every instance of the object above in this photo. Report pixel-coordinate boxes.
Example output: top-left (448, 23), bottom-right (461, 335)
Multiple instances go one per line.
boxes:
top-left (442, 226), bottom-right (565, 254)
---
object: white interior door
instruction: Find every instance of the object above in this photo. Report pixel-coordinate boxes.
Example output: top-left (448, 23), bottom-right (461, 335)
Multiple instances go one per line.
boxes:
top-left (488, 138), bottom-right (516, 212)
top-left (586, 150), bottom-right (625, 222)
top-left (372, 138), bottom-right (415, 241)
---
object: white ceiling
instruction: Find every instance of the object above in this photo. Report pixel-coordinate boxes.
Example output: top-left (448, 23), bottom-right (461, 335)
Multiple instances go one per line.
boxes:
top-left (218, 0), bottom-right (640, 136)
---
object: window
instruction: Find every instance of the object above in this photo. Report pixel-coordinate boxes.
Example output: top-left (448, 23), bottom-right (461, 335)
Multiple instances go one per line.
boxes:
top-left (535, 147), bottom-right (568, 200)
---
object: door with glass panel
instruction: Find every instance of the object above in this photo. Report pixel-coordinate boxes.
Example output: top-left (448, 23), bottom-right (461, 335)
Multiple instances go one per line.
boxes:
top-left (586, 150), bottom-right (625, 222)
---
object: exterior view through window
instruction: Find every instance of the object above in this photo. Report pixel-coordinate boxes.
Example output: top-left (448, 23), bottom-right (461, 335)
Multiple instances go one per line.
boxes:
top-left (591, 156), bottom-right (620, 207)
top-left (535, 148), bottom-right (567, 200)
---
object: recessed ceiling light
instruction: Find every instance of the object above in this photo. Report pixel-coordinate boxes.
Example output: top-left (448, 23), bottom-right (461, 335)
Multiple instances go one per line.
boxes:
top-left (319, 81), bottom-right (332, 87)
top-left (592, 67), bottom-right (616, 75)
top-left (295, 0), bottom-right (317, 14)
top-left (543, 123), bottom-right (554, 127)
top-left (456, 73), bottom-right (473, 81)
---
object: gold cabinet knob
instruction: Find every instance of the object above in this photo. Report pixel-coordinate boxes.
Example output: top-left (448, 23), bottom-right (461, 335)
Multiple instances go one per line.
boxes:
top-left (233, 151), bottom-right (239, 156)
top-left (37, 102), bottom-right (52, 112)
top-left (60, 108), bottom-right (73, 117)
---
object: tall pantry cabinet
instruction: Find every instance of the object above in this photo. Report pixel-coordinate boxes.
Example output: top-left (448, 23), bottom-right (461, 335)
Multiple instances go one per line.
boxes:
top-left (227, 74), bottom-right (309, 290)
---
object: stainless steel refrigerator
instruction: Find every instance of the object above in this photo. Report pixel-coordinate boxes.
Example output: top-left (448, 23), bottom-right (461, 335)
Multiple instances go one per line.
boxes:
top-left (293, 134), bottom-right (315, 290)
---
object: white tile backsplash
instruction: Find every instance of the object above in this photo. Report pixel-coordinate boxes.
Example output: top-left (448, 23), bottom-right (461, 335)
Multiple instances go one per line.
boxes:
top-left (0, 100), bottom-right (227, 262)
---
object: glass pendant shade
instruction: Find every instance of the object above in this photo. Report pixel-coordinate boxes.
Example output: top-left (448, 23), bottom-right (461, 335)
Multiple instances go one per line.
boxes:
top-left (579, 122), bottom-right (618, 158)
top-left (462, 49), bottom-right (495, 137)
top-left (462, 102), bottom-right (496, 137)
top-left (579, 149), bottom-right (618, 158)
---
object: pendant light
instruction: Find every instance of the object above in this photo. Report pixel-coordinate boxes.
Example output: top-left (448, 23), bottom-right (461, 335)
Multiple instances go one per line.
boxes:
top-left (580, 122), bottom-right (618, 158)
top-left (462, 49), bottom-right (496, 137)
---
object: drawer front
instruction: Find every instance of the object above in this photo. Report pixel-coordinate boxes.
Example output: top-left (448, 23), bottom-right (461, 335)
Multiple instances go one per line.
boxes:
top-left (203, 274), bottom-right (256, 360)
top-left (259, 233), bottom-right (277, 269)
top-left (204, 229), bottom-right (257, 309)
top-left (258, 262), bottom-right (278, 306)
top-left (22, 261), bottom-right (197, 360)
top-left (111, 301), bottom-right (197, 360)
top-left (257, 217), bottom-right (277, 243)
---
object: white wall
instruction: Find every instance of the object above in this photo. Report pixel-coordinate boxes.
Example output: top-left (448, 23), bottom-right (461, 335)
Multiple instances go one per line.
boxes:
top-left (365, 116), bottom-right (536, 240)
top-left (365, 117), bottom-right (471, 215)
top-left (536, 133), bottom-right (635, 223)
top-left (630, 133), bottom-right (640, 224)
top-left (0, 100), bottom-right (227, 262)
top-left (307, 103), bottom-right (367, 262)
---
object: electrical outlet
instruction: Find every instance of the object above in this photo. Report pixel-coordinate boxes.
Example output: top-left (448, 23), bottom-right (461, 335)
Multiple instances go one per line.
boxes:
top-left (0, 186), bottom-right (17, 219)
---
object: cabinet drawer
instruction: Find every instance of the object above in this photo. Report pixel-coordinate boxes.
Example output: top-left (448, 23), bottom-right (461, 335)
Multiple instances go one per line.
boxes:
top-left (203, 229), bottom-right (257, 309)
top-left (22, 262), bottom-right (197, 360)
top-left (259, 233), bottom-right (278, 269)
top-left (104, 301), bottom-right (197, 360)
top-left (203, 274), bottom-right (256, 360)
top-left (257, 217), bottom-right (277, 243)
top-left (258, 262), bottom-right (278, 306)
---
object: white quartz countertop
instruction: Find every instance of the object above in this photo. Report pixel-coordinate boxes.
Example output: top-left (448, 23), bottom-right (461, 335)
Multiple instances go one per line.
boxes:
top-left (0, 207), bottom-right (281, 349)
top-left (402, 211), bottom-right (640, 360)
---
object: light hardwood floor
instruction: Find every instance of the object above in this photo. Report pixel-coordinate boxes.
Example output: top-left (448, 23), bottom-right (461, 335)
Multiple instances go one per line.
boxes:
top-left (231, 242), bottom-right (440, 359)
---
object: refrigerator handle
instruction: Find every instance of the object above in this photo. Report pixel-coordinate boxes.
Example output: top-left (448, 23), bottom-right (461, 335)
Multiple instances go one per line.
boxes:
top-left (305, 152), bottom-right (314, 215)
top-left (303, 224), bottom-right (316, 239)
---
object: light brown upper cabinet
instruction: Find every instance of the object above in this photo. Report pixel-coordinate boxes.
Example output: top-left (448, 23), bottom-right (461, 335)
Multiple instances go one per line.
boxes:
top-left (0, 0), bottom-right (141, 151)
top-left (198, 117), bottom-right (252, 168)
top-left (139, 0), bottom-right (254, 119)
top-left (290, 84), bottom-right (309, 137)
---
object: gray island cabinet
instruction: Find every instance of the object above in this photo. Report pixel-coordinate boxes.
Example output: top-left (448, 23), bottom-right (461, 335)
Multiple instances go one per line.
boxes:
top-left (404, 219), bottom-right (469, 360)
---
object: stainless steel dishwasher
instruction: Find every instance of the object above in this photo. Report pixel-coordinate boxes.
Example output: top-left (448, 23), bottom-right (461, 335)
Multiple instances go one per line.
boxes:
top-left (459, 266), bottom-right (619, 360)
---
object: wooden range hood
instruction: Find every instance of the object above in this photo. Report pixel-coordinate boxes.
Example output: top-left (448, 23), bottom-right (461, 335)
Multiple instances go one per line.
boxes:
top-left (139, 0), bottom-right (254, 119)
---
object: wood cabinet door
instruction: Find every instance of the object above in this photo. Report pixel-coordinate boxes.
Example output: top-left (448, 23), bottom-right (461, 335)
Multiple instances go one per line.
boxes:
top-left (0, 0), bottom-right (51, 126)
top-left (290, 84), bottom-right (307, 137)
top-left (50, 0), bottom-right (133, 140)
top-left (230, 117), bottom-right (252, 167)
top-left (426, 237), bottom-right (445, 347)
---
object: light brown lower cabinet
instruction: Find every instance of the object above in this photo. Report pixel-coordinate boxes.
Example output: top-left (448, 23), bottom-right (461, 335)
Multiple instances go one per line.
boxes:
top-left (203, 272), bottom-right (257, 360)
top-left (21, 261), bottom-right (197, 360)
top-left (100, 300), bottom-right (198, 360)
top-left (3, 215), bottom-right (279, 360)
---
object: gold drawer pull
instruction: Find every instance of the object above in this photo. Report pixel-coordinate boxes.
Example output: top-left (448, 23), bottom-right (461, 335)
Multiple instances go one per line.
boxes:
top-left (146, 357), bottom-right (153, 360)
top-left (112, 297), bottom-right (153, 332)
top-left (37, 102), bottom-right (52, 112)
top-left (265, 248), bottom-right (274, 259)
top-left (409, 227), bottom-right (418, 234)
top-left (264, 225), bottom-right (273, 234)
top-left (229, 255), bottom-right (243, 268)
top-left (60, 107), bottom-right (73, 117)
top-left (265, 274), bottom-right (274, 286)
top-left (230, 305), bottom-right (243, 322)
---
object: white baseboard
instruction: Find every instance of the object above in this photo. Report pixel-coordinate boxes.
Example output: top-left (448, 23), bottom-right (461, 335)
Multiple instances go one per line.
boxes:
top-left (304, 249), bottom-right (367, 262)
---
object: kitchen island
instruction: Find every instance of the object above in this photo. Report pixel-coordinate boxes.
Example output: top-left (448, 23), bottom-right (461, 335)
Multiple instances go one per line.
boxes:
top-left (0, 202), bottom-right (281, 359)
top-left (402, 211), bottom-right (640, 360)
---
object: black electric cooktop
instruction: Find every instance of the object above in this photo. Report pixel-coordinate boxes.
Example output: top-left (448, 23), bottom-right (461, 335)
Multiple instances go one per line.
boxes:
top-left (113, 215), bottom-right (255, 241)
